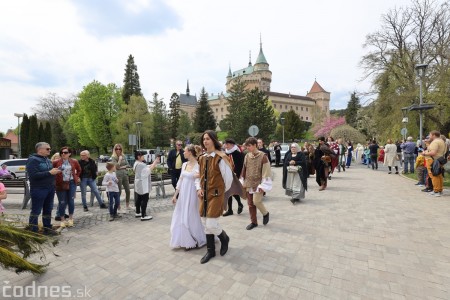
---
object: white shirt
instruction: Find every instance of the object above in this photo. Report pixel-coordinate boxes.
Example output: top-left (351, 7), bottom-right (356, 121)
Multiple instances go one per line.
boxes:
top-left (133, 161), bottom-right (152, 195)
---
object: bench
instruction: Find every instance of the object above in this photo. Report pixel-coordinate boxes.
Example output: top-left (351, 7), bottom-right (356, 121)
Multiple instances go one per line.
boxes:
top-left (0, 178), bottom-right (31, 209)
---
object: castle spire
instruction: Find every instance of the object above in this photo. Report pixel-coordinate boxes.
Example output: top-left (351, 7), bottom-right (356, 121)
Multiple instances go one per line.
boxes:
top-left (248, 50), bottom-right (252, 67)
top-left (227, 64), bottom-right (232, 77)
top-left (255, 34), bottom-right (268, 65)
top-left (186, 79), bottom-right (190, 96)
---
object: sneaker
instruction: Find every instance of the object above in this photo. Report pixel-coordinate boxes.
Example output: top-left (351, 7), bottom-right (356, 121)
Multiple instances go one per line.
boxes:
top-left (83, 206), bottom-right (89, 212)
top-left (109, 215), bottom-right (115, 222)
top-left (418, 184), bottom-right (424, 187)
top-left (60, 221), bottom-right (66, 228)
top-left (100, 203), bottom-right (107, 209)
top-left (428, 191), bottom-right (438, 196)
top-left (68, 219), bottom-right (74, 227)
top-left (434, 192), bottom-right (442, 197)
top-left (135, 213), bottom-right (142, 218)
top-left (414, 182), bottom-right (421, 185)
top-left (141, 215), bottom-right (153, 221)
top-left (421, 188), bottom-right (433, 192)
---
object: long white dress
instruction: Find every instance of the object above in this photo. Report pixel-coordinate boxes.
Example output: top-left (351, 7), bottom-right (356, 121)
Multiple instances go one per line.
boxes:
top-left (170, 162), bottom-right (206, 249)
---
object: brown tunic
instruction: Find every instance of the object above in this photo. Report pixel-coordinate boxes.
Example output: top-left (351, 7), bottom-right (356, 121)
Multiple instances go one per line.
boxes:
top-left (198, 152), bottom-right (228, 218)
top-left (241, 151), bottom-right (266, 189)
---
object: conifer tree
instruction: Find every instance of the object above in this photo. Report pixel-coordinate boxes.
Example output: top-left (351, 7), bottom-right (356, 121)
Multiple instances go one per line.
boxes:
top-left (20, 114), bottom-right (30, 158)
top-left (28, 115), bottom-right (39, 155)
top-left (193, 87), bottom-right (216, 132)
top-left (284, 109), bottom-right (307, 141)
top-left (168, 93), bottom-right (181, 139)
top-left (122, 54), bottom-right (142, 105)
top-left (345, 92), bottom-right (361, 128)
top-left (38, 123), bottom-right (45, 141)
top-left (149, 93), bottom-right (169, 147)
top-left (44, 122), bottom-right (52, 145)
top-left (223, 78), bottom-right (248, 141)
top-left (244, 88), bottom-right (276, 142)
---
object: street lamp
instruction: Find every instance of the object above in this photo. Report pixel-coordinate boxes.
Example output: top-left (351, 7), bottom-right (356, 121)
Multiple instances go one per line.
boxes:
top-left (280, 117), bottom-right (285, 144)
top-left (401, 107), bottom-right (409, 141)
top-left (135, 122), bottom-right (142, 150)
top-left (415, 63), bottom-right (428, 144)
top-left (14, 113), bottom-right (24, 158)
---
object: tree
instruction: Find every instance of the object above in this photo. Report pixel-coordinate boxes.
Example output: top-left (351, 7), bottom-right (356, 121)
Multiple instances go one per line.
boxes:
top-left (43, 122), bottom-right (52, 145)
top-left (284, 110), bottom-right (307, 141)
top-left (69, 81), bottom-right (123, 153)
top-left (20, 114), bottom-right (30, 158)
top-left (116, 95), bottom-right (152, 151)
top-left (223, 78), bottom-right (248, 140)
top-left (32, 93), bottom-right (74, 123)
top-left (345, 92), bottom-right (361, 128)
top-left (193, 87), bottom-right (216, 133)
top-left (177, 111), bottom-right (192, 137)
top-left (330, 124), bottom-right (367, 144)
top-left (244, 88), bottom-right (276, 142)
top-left (360, 0), bottom-right (450, 138)
top-left (28, 115), bottom-right (39, 155)
top-left (168, 93), bottom-right (181, 139)
top-left (122, 54), bottom-right (142, 105)
top-left (312, 116), bottom-right (346, 138)
top-left (38, 123), bottom-right (45, 141)
top-left (149, 93), bottom-right (169, 147)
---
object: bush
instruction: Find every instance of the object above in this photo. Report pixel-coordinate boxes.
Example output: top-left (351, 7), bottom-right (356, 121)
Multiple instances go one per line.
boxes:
top-left (330, 124), bottom-right (366, 144)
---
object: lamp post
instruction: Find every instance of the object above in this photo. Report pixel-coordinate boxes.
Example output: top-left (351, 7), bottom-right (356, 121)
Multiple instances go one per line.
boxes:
top-left (415, 63), bottom-right (428, 144)
top-left (135, 122), bottom-right (142, 150)
top-left (14, 113), bottom-right (24, 158)
top-left (401, 107), bottom-right (409, 141)
top-left (280, 117), bottom-right (285, 144)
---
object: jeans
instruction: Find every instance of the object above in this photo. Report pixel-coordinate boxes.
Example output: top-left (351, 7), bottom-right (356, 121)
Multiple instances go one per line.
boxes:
top-left (346, 155), bottom-right (352, 167)
top-left (403, 154), bottom-right (415, 173)
top-left (170, 169), bottom-right (182, 189)
top-left (108, 191), bottom-right (120, 216)
top-left (370, 155), bottom-right (378, 169)
top-left (80, 177), bottom-right (104, 207)
top-left (29, 186), bottom-right (55, 232)
top-left (56, 180), bottom-right (76, 217)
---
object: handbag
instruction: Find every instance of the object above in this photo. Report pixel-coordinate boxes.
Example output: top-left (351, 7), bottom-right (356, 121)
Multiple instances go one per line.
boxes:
top-left (321, 155), bottom-right (331, 163)
top-left (287, 165), bottom-right (300, 173)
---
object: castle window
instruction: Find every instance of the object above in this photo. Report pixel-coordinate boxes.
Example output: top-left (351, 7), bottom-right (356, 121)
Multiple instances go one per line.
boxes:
top-left (285, 105), bottom-right (287, 109)
top-left (290, 106), bottom-right (293, 109)
top-left (295, 106), bottom-right (298, 110)
top-left (301, 116), bottom-right (304, 120)
top-left (274, 104), bottom-right (277, 108)
top-left (216, 108), bottom-right (218, 112)
top-left (306, 117), bottom-right (309, 120)
top-left (301, 107), bottom-right (304, 111)
top-left (221, 108), bottom-right (223, 112)
top-left (306, 107), bottom-right (308, 112)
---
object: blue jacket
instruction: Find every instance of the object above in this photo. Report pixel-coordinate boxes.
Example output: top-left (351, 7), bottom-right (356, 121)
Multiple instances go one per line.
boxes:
top-left (26, 154), bottom-right (55, 188)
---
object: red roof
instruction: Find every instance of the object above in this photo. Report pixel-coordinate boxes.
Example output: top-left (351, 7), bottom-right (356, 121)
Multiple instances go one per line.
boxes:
top-left (5, 130), bottom-right (18, 143)
top-left (309, 80), bottom-right (327, 93)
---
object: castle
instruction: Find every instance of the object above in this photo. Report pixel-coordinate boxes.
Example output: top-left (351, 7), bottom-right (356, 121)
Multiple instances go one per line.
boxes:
top-left (179, 40), bottom-right (331, 126)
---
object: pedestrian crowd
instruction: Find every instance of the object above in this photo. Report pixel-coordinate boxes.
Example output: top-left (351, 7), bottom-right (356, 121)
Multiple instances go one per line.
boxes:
top-left (5, 128), bottom-right (448, 264)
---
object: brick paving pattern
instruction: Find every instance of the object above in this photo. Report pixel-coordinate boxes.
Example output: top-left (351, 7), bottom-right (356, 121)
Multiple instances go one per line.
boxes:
top-left (1, 164), bottom-right (449, 299)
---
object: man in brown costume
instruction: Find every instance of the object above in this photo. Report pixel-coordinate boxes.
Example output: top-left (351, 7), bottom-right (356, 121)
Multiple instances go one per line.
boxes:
top-left (240, 137), bottom-right (272, 230)
top-left (196, 130), bottom-right (233, 264)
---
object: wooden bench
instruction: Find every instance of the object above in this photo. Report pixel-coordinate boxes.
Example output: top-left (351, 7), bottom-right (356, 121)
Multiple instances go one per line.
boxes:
top-left (0, 178), bottom-right (31, 209)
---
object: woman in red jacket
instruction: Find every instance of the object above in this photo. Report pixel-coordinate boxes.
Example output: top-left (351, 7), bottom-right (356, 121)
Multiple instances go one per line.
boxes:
top-left (53, 146), bottom-right (81, 228)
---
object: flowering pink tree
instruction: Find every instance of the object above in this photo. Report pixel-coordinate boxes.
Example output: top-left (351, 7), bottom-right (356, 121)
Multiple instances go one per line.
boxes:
top-left (313, 116), bottom-right (346, 138)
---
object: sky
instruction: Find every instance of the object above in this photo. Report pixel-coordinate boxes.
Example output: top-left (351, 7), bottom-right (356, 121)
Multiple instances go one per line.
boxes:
top-left (0, 0), bottom-right (413, 133)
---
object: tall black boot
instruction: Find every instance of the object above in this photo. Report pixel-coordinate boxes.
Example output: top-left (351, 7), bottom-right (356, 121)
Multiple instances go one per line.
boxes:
top-left (223, 197), bottom-right (233, 216)
top-left (218, 230), bottom-right (230, 256)
top-left (200, 234), bottom-right (216, 264)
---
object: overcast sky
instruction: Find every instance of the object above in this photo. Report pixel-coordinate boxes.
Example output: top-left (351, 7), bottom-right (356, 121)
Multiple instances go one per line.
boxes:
top-left (0, 0), bottom-right (413, 133)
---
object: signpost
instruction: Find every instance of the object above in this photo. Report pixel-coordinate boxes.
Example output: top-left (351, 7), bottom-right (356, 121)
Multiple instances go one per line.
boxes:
top-left (400, 128), bottom-right (407, 141)
top-left (248, 125), bottom-right (259, 137)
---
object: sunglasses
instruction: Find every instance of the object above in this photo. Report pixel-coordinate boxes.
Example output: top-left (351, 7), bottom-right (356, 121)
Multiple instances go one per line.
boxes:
top-left (62, 151), bottom-right (70, 154)
top-left (115, 148), bottom-right (122, 150)
top-left (45, 148), bottom-right (51, 151)
top-left (176, 144), bottom-right (182, 146)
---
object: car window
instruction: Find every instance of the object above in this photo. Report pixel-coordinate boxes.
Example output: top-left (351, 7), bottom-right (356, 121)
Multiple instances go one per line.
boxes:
top-left (6, 160), bottom-right (27, 166)
top-left (281, 145), bottom-right (289, 151)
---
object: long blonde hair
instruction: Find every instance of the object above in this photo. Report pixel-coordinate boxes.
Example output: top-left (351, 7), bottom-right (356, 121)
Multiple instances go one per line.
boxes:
top-left (111, 143), bottom-right (124, 159)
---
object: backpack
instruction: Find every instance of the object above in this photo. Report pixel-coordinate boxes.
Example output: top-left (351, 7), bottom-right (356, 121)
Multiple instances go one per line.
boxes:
top-left (431, 157), bottom-right (447, 176)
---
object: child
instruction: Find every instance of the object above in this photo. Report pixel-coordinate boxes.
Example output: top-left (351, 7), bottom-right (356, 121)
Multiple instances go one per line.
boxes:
top-left (0, 182), bottom-right (7, 215)
top-left (415, 149), bottom-right (426, 187)
top-left (102, 162), bottom-right (120, 221)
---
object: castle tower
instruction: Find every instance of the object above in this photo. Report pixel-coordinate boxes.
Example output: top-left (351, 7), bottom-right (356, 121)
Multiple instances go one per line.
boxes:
top-left (306, 80), bottom-right (330, 118)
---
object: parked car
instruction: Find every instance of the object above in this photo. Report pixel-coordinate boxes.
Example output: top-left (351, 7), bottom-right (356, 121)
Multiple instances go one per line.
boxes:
top-left (0, 159), bottom-right (28, 178)
top-left (269, 144), bottom-right (290, 163)
top-left (98, 155), bottom-right (111, 163)
top-left (124, 154), bottom-right (135, 167)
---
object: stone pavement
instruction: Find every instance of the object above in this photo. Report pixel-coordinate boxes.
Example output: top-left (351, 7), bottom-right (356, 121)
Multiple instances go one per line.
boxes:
top-left (1, 163), bottom-right (450, 299)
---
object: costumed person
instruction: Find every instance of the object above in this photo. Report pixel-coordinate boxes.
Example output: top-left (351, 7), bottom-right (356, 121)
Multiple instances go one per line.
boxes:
top-left (240, 137), bottom-right (272, 230)
top-left (328, 137), bottom-right (339, 179)
top-left (274, 142), bottom-right (282, 167)
top-left (313, 136), bottom-right (334, 191)
top-left (170, 145), bottom-right (206, 250)
top-left (384, 139), bottom-right (399, 174)
top-left (195, 130), bottom-right (233, 264)
top-left (346, 141), bottom-right (353, 168)
top-left (337, 138), bottom-right (346, 172)
top-left (222, 138), bottom-right (244, 216)
top-left (378, 146), bottom-right (385, 163)
top-left (282, 142), bottom-right (307, 204)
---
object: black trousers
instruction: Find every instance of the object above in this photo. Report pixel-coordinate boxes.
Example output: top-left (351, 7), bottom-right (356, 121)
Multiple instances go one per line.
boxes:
top-left (275, 154), bottom-right (281, 166)
top-left (227, 195), bottom-right (243, 211)
top-left (135, 193), bottom-right (149, 217)
top-left (171, 169), bottom-right (182, 189)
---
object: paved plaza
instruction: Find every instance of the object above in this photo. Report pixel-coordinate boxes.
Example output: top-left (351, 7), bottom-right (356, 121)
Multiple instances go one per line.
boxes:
top-left (1, 164), bottom-right (450, 299)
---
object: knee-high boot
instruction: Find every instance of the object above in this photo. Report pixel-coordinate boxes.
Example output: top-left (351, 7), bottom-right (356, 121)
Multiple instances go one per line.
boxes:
top-left (200, 234), bottom-right (216, 264)
top-left (218, 230), bottom-right (230, 256)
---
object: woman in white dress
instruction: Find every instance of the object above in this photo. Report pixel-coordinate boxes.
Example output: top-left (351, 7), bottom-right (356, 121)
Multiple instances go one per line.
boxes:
top-left (170, 145), bottom-right (206, 250)
top-left (384, 139), bottom-right (399, 174)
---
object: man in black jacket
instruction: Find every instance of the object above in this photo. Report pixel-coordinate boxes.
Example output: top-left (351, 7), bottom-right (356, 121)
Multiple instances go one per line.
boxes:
top-left (167, 140), bottom-right (187, 189)
top-left (79, 150), bottom-right (107, 211)
top-left (223, 138), bottom-right (244, 216)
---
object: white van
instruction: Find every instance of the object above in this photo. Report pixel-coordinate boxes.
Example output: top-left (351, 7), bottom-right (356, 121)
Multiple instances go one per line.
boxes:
top-left (0, 159), bottom-right (28, 178)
